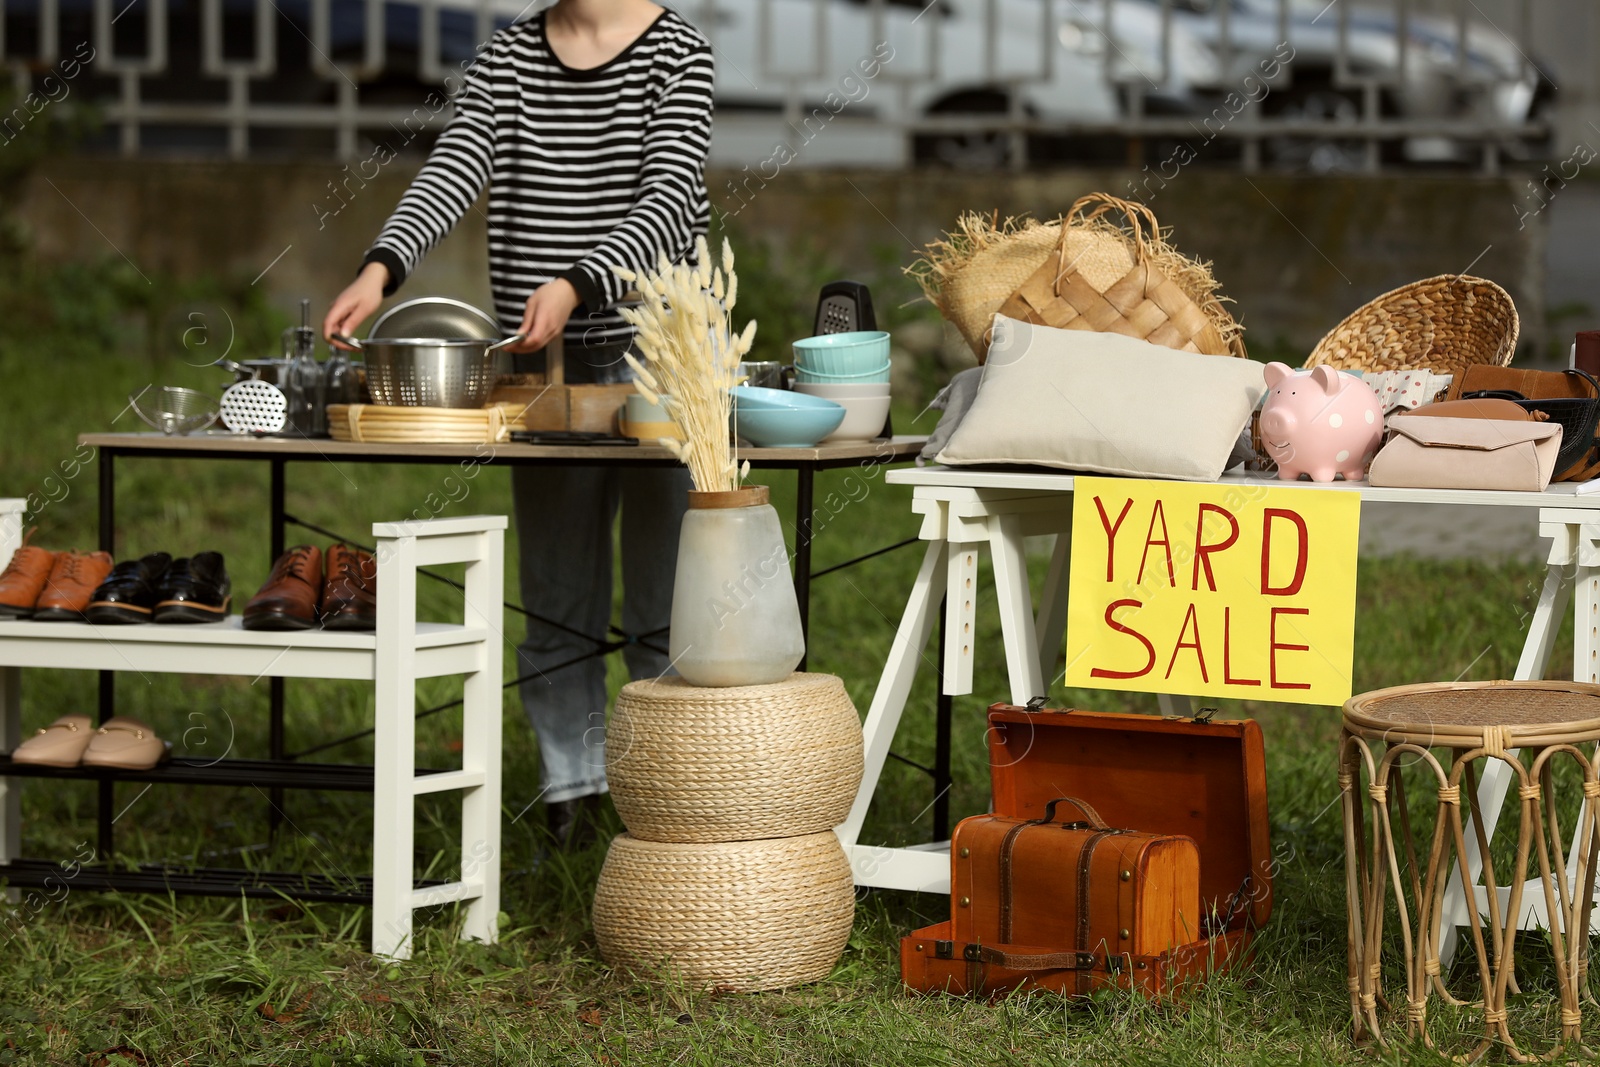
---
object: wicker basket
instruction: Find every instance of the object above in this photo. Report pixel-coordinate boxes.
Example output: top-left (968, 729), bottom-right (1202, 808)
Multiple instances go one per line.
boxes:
top-left (592, 831), bottom-right (855, 992)
top-left (607, 673), bottom-right (863, 843)
top-left (1305, 275), bottom-right (1519, 377)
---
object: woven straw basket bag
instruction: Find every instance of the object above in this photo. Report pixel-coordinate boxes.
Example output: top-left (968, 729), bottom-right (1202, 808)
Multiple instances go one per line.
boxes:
top-left (921, 216), bottom-right (1136, 359)
top-left (1304, 274), bottom-right (1519, 376)
top-left (996, 193), bottom-right (1247, 360)
top-left (607, 673), bottom-right (864, 843)
top-left (592, 831), bottom-right (855, 991)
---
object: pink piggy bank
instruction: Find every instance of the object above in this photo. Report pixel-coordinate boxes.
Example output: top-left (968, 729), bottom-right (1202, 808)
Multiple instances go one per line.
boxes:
top-left (1259, 362), bottom-right (1383, 482)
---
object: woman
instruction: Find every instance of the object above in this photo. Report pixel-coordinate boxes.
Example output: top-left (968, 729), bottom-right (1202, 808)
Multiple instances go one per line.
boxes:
top-left (325, 0), bottom-right (713, 848)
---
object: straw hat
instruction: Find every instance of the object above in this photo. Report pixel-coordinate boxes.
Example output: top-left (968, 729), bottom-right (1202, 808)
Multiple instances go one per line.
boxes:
top-left (912, 214), bottom-right (1134, 358)
top-left (910, 201), bottom-right (1246, 360)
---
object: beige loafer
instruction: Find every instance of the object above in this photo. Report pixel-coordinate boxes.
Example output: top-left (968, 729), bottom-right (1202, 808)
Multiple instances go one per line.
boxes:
top-left (81, 716), bottom-right (170, 771)
top-left (10, 714), bottom-right (94, 766)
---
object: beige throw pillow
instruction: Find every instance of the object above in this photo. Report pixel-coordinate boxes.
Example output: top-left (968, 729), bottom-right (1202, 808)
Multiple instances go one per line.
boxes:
top-left (935, 315), bottom-right (1267, 481)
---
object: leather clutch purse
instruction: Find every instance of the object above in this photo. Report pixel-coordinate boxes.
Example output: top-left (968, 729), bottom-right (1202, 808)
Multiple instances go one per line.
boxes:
top-left (1368, 416), bottom-right (1563, 492)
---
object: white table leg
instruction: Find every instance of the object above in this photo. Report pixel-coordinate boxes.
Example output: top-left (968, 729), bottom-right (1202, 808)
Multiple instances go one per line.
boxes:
top-left (1157, 694), bottom-right (1194, 717)
top-left (0, 664), bottom-right (17, 902)
top-left (1440, 514), bottom-right (1582, 962)
top-left (1034, 527), bottom-right (1073, 695)
top-left (943, 542), bottom-right (979, 697)
top-left (1, 499), bottom-right (27, 902)
top-left (990, 515), bottom-right (1046, 705)
top-left (458, 529), bottom-right (503, 946)
top-left (372, 535), bottom-right (419, 961)
top-left (841, 540), bottom-right (947, 885)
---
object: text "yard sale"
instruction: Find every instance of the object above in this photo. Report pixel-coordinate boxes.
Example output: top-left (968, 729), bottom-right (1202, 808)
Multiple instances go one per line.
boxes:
top-left (1065, 478), bottom-right (1360, 707)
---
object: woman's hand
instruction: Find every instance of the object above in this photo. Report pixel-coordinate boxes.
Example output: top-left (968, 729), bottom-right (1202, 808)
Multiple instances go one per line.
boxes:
top-left (324, 262), bottom-right (389, 349)
top-left (506, 279), bottom-right (580, 353)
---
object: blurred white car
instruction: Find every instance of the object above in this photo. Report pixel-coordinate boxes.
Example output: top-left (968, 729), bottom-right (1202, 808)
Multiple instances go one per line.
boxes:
top-left (690, 0), bottom-right (1548, 168)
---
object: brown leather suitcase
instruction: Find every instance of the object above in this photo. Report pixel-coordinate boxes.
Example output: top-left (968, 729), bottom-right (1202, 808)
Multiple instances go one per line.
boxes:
top-left (902, 703), bottom-right (1272, 999)
top-left (946, 797), bottom-right (1200, 995)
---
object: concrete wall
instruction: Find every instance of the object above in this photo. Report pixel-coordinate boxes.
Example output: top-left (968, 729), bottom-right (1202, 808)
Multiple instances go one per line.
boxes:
top-left (14, 158), bottom-right (1547, 358)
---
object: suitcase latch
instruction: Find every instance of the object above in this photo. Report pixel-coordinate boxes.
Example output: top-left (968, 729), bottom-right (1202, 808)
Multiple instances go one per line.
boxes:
top-left (1192, 706), bottom-right (1219, 724)
top-left (1025, 695), bottom-right (1048, 712)
top-left (935, 940), bottom-right (954, 959)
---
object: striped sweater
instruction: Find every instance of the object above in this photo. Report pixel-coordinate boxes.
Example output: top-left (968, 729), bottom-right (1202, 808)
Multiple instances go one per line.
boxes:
top-left (363, 8), bottom-right (714, 346)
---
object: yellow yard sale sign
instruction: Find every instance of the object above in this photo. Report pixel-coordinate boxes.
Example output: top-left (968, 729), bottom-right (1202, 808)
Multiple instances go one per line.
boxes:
top-left (1064, 478), bottom-right (1360, 707)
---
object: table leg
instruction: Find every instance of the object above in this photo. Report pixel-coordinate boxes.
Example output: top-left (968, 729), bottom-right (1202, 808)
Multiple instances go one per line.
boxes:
top-left (0, 501), bottom-right (20, 900)
top-left (97, 450), bottom-right (115, 860)
top-left (990, 515), bottom-right (1046, 705)
top-left (794, 463), bottom-right (815, 671)
top-left (269, 459), bottom-right (286, 835)
top-left (1034, 528), bottom-right (1072, 692)
top-left (458, 530), bottom-right (503, 945)
top-left (944, 543), bottom-right (979, 697)
top-left (1441, 514), bottom-right (1580, 963)
top-left (372, 535), bottom-right (418, 960)
top-left (839, 539), bottom-right (947, 879)
top-left (0, 664), bottom-right (18, 899)
top-left (933, 599), bottom-right (951, 842)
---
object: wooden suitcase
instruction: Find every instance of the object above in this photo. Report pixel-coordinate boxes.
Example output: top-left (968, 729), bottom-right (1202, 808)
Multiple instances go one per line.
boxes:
top-left (902, 703), bottom-right (1271, 998)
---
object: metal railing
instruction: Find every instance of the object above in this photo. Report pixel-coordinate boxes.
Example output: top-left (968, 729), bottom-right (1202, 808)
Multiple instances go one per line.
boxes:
top-left (0, 0), bottom-right (1554, 170)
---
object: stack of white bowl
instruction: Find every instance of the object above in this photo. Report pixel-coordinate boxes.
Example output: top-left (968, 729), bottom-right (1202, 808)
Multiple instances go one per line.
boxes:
top-left (791, 331), bottom-right (892, 443)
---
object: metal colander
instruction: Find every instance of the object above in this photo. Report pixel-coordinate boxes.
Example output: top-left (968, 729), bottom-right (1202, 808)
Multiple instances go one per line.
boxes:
top-left (332, 334), bottom-right (525, 409)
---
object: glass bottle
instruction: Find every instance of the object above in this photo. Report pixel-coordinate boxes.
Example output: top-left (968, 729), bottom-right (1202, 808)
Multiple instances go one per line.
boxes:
top-left (283, 298), bottom-right (324, 437)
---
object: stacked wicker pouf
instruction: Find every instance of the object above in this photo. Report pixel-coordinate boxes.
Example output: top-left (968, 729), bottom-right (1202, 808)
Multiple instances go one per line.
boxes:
top-left (592, 672), bottom-right (864, 991)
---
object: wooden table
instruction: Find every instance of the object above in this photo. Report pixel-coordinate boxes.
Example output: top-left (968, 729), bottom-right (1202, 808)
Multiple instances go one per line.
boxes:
top-left (842, 465), bottom-right (1600, 966)
top-left (74, 431), bottom-right (927, 865)
top-left (79, 432), bottom-right (926, 646)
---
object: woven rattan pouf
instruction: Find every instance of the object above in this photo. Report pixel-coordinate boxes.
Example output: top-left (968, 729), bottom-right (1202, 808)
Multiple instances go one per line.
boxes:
top-left (1340, 680), bottom-right (1600, 1059)
top-left (606, 672), bottom-right (864, 843)
top-left (592, 831), bottom-right (856, 991)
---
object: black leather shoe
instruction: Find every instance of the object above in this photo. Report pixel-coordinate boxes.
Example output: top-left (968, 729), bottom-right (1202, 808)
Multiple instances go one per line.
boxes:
top-left (546, 794), bottom-right (606, 851)
top-left (85, 552), bottom-right (172, 624)
top-left (153, 552), bottom-right (231, 624)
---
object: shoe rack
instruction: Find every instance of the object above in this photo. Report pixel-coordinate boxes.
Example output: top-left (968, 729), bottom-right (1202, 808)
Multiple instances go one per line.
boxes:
top-left (0, 498), bottom-right (506, 960)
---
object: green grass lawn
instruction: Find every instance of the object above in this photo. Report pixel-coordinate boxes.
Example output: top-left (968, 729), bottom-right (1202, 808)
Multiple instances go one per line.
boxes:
top-left (0, 257), bottom-right (1581, 1065)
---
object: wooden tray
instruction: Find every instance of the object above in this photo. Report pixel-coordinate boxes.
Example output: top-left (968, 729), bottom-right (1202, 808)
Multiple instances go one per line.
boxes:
top-left (489, 336), bottom-right (632, 433)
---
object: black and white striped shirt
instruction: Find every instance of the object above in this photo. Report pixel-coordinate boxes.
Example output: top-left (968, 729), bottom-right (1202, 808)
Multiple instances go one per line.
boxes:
top-left (363, 8), bottom-right (714, 346)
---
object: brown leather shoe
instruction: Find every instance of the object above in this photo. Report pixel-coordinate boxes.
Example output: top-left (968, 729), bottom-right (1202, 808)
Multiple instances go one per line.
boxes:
top-left (320, 544), bottom-right (377, 631)
top-left (0, 544), bottom-right (55, 618)
top-left (34, 551), bottom-right (116, 621)
top-left (242, 545), bottom-right (322, 631)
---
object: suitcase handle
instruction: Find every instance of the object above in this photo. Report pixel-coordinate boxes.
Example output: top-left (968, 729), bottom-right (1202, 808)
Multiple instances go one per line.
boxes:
top-left (1037, 796), bottom-right (1109, 830)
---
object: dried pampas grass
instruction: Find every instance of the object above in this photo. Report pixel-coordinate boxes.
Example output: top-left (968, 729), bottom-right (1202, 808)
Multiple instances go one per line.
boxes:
top-left (617, 236), bottom-right (757, 492)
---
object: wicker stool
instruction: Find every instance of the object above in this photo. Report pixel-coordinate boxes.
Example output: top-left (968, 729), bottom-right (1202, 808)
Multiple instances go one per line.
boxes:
top-left (607, 672), bottom-right (864, 843)
top-left (592, 831), bottom-right (855, 992)
top-left (1341, 680), bottom-right (1600, 1059)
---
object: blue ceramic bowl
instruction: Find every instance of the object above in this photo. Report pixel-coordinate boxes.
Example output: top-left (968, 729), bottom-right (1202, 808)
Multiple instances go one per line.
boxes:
top-left (792, 331), bottom-right (892, 375)
top-left (793, 362), bottom-right (892, 385)
top-left (732, 402), bottom-right (846, 448)
top-left (730, 386), bottom-right (840, 411)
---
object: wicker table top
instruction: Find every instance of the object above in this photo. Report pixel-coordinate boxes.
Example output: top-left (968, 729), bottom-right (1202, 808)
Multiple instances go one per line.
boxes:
top-left (1344, 680), bottom-right (1600, 746)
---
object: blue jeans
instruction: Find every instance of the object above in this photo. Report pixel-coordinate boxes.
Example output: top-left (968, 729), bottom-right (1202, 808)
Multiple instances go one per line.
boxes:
top-left (510, 343), bottom-right (691, 804)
